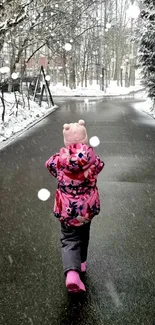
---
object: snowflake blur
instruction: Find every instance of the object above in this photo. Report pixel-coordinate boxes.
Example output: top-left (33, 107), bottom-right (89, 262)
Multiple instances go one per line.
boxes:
top-left (38, 188), bottom-right (51, 201)
top-left (84, 98), bottom-right (89, 104)
top-left (11, 72), bottom-right (19, 80)
top-left (64, 43), bottom-right (72, 51)
top-left (45, 75), bottom-right (51, 81)
top-left (89, 136), bottom-right (100, 147)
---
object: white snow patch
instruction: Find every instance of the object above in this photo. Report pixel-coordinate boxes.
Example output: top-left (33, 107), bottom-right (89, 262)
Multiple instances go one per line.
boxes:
top-left (134, 92), bottom-right (155, 119)
top-left (0, 92), bottom-right (56, 143)
top-left (0, 66), bottom-right (10, 74)
top-left (50, 82), bottom-right (143, 97)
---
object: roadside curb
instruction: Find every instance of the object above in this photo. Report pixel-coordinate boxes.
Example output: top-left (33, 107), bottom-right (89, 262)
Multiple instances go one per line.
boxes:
top-left (0, 105), bottom-right (58, 151)
top-left (141, 107), bottom-right (155, 119)
top-left (131, 99), bottom-right (155, 120)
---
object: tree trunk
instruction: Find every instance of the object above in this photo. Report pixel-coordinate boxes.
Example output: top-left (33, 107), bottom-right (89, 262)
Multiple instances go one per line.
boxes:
top-left (85, 59), bottom-right (89, 87)
top-left (81, 71), bottom-right (84, 87)
top-left (89, 56), bottom-right (93, 85)
top-left (63, 70), bottom-right (65, 86)
top-left (129, 64), bottom-right (135, 86)
top-left (8, 63), bottom-right (15, 93)
top-left (1, 90), bottom-right (5, 122)
top-left (65, 72), bottom-right (69, 87)
top-left (63, 69), bottom-right (69, 87)
top-left (85, 70), bottom-right (88, 87)
top-left (0, 34), bottom-right (5, 52)
top-left (125, 63), bottom-right (129, 87)
top-left (114, 53), bottom-right (120, 86)
top-left (69, 61), bottom-right (76, 89)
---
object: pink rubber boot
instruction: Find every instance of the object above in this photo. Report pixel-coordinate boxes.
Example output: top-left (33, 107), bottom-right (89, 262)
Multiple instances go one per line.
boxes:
top-left (66, 271), bottom-right (86, 293)
top-left (81, 262), bottom-right (87, 273)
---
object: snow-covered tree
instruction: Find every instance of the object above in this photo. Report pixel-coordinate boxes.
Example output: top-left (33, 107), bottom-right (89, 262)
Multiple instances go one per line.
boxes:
top-left (0, 0), bottom-right (32, 51)
top-left (139, 0), bottom-right (155, 102)
top-left (0, 0), bottom-right (140, 89)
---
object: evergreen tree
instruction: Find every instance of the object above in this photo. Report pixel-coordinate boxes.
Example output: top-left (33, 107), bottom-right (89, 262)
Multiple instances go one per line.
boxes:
top-left (139, 0), bottom-right (155, 104)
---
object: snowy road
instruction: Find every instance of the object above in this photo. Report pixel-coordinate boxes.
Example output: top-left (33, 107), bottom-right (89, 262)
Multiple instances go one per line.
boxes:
top-left (0, 98), bottom-right (155, 324)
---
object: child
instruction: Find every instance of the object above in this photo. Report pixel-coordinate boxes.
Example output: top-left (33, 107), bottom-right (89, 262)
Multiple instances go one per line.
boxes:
top-left (45, 120), bottom-right (104, 293)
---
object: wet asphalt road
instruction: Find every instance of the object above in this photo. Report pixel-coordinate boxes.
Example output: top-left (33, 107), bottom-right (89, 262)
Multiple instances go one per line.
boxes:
top-left (0, 98), bottom-right (155, 325)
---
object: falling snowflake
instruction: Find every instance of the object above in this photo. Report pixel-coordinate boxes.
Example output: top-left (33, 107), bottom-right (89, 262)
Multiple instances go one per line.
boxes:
top-left (11, 72), bottom-right (19, 80)
top-left (89, 136), bottom-right (100, 147)
top-left (38, 188), bottom-right (51, 201)
top-left (45, 75), bottom-right (51, 81)
top-left (64, 43), bottom-right (72, 51)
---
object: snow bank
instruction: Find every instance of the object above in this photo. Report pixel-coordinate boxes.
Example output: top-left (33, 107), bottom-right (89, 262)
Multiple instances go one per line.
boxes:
top-left (134, 90), bottom-right (155, 118)
top-left (50, 83), bottom-right (144, 97)
top-left (140, 98), bottom-right (155, 118)
top-left (105, 84), bottom-right (143, 95)
top-left (0, 92), bottom-right (56, 143)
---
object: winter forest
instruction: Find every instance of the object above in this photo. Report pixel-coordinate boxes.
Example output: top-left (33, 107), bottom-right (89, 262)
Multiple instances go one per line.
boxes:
top-left (0, 0), bottom-right (155, 141)
top-left (0, 0), bottom-right (142, 89)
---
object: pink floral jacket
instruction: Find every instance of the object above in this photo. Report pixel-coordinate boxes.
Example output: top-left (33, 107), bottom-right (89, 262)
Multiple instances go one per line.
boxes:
top-left (45, 143), bottom-right (104, 227)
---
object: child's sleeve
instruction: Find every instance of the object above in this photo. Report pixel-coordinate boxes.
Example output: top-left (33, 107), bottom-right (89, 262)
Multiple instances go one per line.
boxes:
top-left (95, 155), bottom-right (105, 175)
top-left (45, 153), bottom-right (60, 178)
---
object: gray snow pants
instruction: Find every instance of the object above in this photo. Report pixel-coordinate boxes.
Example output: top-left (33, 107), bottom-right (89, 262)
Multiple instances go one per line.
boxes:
top-left (61, 222), bottom-right (91, 274)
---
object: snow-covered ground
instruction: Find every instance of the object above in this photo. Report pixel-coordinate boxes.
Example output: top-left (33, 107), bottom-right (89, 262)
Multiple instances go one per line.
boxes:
top-left (50, 81), bottom-right (144, 97)
top-left (134, 90), bottom-right (155, 118)
top-left (0, 92), bottom-right (56, 143)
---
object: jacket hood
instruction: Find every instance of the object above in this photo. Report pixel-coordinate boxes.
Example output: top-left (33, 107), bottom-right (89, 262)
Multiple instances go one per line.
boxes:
top-left (59, 143), bottom-right (96, 174)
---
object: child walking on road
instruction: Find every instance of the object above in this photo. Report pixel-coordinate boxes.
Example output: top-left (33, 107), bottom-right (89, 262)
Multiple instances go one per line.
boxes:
top-left (45, 120), bottom-right (104, 293)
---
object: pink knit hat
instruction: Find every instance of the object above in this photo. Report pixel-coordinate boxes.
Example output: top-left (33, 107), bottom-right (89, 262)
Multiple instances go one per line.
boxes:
top-left (63, 120), bottom-right (88, 147)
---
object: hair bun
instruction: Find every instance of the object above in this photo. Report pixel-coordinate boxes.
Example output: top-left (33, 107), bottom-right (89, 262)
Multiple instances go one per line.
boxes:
top-left (78, 119), bottom-right (85, 126)
top-left (63, 123), bottom-right (70, 130)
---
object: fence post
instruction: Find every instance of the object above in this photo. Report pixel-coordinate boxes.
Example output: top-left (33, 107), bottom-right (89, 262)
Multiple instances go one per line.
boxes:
top-left (1, 90), bottom-right (5, 122)
top-left (33, 67), bottom-right (42, 101)
top-left (41, 66), bottom-right (54, 106)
